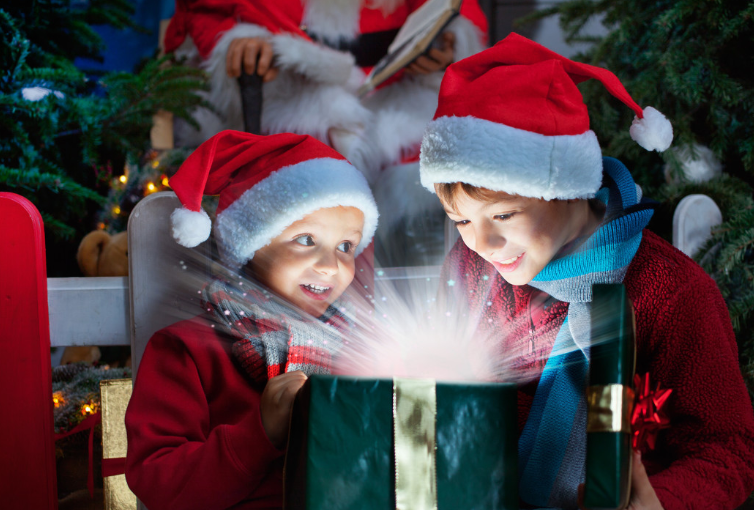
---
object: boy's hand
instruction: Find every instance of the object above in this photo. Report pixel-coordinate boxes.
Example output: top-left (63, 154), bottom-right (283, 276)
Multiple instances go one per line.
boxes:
top-left (626, 450), bottom-right (664, 510)
top-left (406, 31), bottom-right (455, 75)
top-left (578, 450), bottom-right (664, 510)
top-left (226, 37), bottom-right (279, 81)
top-left (260, 371), bottom-right (307, 449)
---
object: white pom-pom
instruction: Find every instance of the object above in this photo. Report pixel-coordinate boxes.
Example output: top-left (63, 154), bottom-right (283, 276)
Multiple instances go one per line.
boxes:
top-left (664, 144), bottom-right (723, 184)
top-left (629, 106), bottom-right (673, 152)
top-left (170, 207), bottom-right (211, 247)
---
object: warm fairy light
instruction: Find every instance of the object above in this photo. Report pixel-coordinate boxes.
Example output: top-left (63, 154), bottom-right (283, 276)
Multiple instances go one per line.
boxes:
top-left (161, 176), bottom-right (170, 187)
top-left (113, 205), bottom-right (121, 215)
top-left (97, 222), bottom-right (105, 230)
top-left (53, 394), bottom-right (65, 408)
top-left (81, 402), bottom-right (97, 415)
top-left (119, 175), bottom-right (127, 184)
top-left (151, 160), bottom-right (160, 168)
top-left (147, 182), bottom-right (156, 192)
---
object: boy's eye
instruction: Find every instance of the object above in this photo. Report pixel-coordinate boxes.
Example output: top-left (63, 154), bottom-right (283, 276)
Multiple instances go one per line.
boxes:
top-left (294, 235), bottom-right (315, 246)
top-left (454, 220), bottom-right (470, 226)
top-left (337, 241), bottom-right (353, 253)
top-left (494, 213), bottom-right (515, 221)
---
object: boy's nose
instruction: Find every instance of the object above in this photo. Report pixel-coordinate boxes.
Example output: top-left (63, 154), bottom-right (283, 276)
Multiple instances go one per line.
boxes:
top-left (313, 250), bottom-right (338, 276)
top-left (475, 223), bottom-right (506, 259)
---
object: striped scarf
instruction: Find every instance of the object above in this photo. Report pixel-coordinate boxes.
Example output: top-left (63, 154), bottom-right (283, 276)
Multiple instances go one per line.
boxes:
top-left (518, 157), bottom-right (654, 509)
top-left (200, 278), bottom-right (348, 385)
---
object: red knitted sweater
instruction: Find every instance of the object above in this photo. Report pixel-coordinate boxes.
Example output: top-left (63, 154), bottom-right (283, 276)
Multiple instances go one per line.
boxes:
top-left (441, 229), bottom-right (754, 510)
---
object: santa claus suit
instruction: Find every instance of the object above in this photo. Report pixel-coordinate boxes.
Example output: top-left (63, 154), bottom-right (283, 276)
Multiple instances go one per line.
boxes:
top-left (164, 0), bottom-right (487, 182)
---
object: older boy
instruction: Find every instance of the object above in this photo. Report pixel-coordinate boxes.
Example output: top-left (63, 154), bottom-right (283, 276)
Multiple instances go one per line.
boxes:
top-left (420, 34), bottom-right (754, 510)
top-left (125, 131), bottom-right (378, 509)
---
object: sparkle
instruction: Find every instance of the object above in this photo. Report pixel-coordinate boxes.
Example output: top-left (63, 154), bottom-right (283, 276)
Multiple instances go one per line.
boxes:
top-left (447, 279), bottom-right (456, 287)
top-left (483, 275), bottom-right (489, 281)
top-left (381, 296), bottom-right (387, 301)
top-left (487, 301), bottom-right (492, 307)
top-left (377, 270), bottom-right (384, 276)
top-left (224, 310), bottom-right (230, 315)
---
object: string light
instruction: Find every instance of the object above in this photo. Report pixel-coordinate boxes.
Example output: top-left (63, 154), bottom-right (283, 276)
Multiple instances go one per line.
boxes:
top-left (151, 160), bottom-right (160, 169)
top-left (161, 176), bottom-right (169, 187)
top-left (119, 175), bottom-right (127, 184)
top-left (112, 205), bottom-right (121, 215)
top-left (53, 393), bottom-right (64, 408)
top-left (146, 182), bottom-right (156, 192)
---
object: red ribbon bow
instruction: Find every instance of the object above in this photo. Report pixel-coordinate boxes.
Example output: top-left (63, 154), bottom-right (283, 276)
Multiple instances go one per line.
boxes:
top-left (631, 372), bottom-right (672, 453)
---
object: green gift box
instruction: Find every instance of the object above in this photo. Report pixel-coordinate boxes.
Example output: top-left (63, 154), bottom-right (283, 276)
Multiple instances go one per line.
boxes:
top-left (583, 284), bottom-right (636, 510)
top-left (284, 375), bottom-right (518, 510)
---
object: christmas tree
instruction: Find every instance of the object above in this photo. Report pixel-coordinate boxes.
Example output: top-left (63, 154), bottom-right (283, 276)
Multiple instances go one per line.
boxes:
top-left (0, 1), bottom-right (208, 275)
top-left (522, 0), bottom-right (754, 398)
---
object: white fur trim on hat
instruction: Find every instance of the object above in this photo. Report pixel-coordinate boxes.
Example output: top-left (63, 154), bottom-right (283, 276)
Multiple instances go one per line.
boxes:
top-left (629, 106), bottom-right (673, 152)
top-left (420, 116), bottom-right (604, 200)
top-left (171, 207), bottom-right (212, 248)
top-left (215, 158), bottom-right (379, 269)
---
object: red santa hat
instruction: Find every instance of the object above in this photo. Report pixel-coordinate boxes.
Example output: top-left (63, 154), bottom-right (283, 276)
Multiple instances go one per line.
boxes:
top-left (420, 33), bottom-right (673, 200)
top-left (169, 130), bottom-right (379, 269)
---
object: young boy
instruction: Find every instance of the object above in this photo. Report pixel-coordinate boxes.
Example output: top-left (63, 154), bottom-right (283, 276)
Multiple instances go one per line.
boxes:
top-left (124, 130), bottom-right (378, 510)
top-left (420, 34), bottom-right (754, 510)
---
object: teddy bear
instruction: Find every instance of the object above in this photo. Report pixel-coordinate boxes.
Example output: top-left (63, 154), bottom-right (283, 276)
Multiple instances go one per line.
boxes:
top-left (76, 230), bottom-right (129, 277)
top-left (58, 230), bottom-right (130, 367)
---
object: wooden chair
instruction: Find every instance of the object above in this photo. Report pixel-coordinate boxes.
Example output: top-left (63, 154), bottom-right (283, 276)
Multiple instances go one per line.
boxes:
top-left (0, 193), bottom-right (58, 509)
top-left (127, 191), bottom-right (211, 379)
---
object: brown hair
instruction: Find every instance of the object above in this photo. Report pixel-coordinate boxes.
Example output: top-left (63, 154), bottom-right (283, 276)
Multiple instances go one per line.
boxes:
top-left (434, 182), bottom-right (504, 212)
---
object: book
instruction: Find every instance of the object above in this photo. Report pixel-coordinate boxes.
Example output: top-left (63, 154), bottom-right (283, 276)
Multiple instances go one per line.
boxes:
top-left (357, 0), bottom-right (462, 96)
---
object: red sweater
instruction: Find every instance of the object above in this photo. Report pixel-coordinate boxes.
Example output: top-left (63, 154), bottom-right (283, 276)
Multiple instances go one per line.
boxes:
top-left (125, 317), bottom-right (284, 510)
top-left (441, 229), bottom-right (754, 510)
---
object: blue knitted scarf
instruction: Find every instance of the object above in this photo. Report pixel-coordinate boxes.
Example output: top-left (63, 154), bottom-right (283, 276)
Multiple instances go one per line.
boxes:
top-left (518, 158), bottom-right (654, 509)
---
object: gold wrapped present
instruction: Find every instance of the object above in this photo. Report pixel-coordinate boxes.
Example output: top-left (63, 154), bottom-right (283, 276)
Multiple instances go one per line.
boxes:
top-left (100, 378), bottom-right (136, 510)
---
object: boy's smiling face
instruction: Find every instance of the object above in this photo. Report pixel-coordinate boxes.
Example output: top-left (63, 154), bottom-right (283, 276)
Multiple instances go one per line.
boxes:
top-left (246, 206), bottom-right (364, 316)
top-left (442, 188), bottom-right (597, 286)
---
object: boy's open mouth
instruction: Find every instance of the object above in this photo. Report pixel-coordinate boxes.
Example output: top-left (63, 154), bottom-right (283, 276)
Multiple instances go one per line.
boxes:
top-left (492, 253), bottom-right (525, 273)
top-left (301, 283), bottom-right (333, 300)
